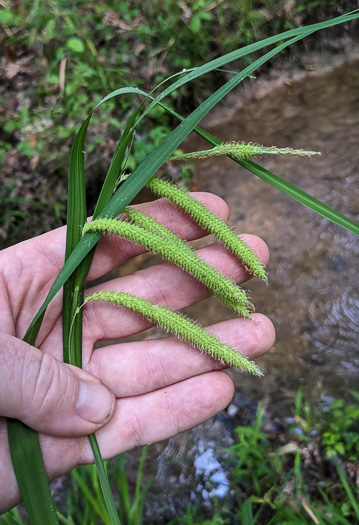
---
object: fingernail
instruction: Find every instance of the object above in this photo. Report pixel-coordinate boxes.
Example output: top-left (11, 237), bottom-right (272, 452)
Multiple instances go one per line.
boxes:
top-left (76, 381), bottom-right (114, 424)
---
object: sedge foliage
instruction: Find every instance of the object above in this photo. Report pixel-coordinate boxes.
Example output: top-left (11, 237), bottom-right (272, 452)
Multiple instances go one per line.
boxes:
top-left (6, 11), bottom-right (359, 525)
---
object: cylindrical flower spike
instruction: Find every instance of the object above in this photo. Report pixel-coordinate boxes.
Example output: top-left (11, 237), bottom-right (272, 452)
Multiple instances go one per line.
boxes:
top-left (83, 290), bottom-right (263, 376)
top-left (83, 217), bottom-right (253, 317)
top-left (169, 141), bottom-right (320, 161)
top-left (146, 177), bottom-right (268, 281)
top-left (124, 207), bottom-right (254, 314)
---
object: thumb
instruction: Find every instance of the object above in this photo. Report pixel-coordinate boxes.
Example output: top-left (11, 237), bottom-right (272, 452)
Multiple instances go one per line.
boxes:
top-left (0, 332), bottom-right (115, 437)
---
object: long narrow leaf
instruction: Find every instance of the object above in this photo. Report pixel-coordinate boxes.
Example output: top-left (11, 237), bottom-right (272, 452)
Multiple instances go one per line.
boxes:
top-left (63, 88), bottom-right (149, 365)
top-left (336, 462), bottom-right (359, 520)
top-left (239, 159), bottom-right (359, 234)
top-left (64, 113), bottom-right (124, 525)
top-left (7, 420), bottom-right (58, 524)
top-left (71, 469), bottom-right (109, 522)
top-left (63, 111), bottom-right (88, 365)
top-left (88, 434), bottom-right (121, 525)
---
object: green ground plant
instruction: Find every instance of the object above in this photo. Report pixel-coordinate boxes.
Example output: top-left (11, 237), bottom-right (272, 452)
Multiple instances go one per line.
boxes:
top-left (319, 390), bottom-right (359, 462)
top-left (2, 9), bottom-right (359, 525)
top-left (2, 390), bottom-right (358, 523)
top-left (171, 390), bottom-right (359, 524)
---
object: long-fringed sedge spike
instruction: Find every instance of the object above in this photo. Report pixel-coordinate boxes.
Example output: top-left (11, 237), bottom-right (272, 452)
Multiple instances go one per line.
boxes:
top-left (146, 177), bottom-right (267, 282)
top-left (83, 217), bottom-right (252, 317)
top-left (168, 141), bottom-right (320, 162)
top-left (124, 206), bottom-right (253, 316)
top-left (82, 291), bottom-right (262, 376)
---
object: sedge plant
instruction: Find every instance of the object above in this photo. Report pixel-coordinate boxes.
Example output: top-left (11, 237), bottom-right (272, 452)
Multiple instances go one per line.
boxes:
top-left (5, 10), bottom-right (359, 525)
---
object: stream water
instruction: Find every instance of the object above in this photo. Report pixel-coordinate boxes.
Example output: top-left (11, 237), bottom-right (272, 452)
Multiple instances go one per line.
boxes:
top-left (114, 58), bottom-right (359, 522)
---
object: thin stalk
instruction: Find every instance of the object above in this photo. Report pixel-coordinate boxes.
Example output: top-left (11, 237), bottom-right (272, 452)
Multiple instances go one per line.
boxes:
top-left (88, 434), bottom-right (121, 525)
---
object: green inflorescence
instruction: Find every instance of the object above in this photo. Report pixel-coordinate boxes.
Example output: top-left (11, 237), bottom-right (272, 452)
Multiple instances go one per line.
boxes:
top-left (146, 176), bottom-right (268, 281)
top-left (81, 174), bottom-right (272, 371)
top-left (83, 291), bottom-right (262, 376)
top-left (169, 141), bottom-right (320, 161)
top-left (83, 216), bottom-right (253, 317)
top-left (124, 207), bottom-right (253, 315)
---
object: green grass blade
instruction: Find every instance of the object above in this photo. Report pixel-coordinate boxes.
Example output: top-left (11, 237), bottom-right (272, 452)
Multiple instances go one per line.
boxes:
top-left (88, 434), bottom-right (121, 525)
top-left (241, 498), bottom-right (255, 524)
top-left (63, 88), bottom-right (149, 365)
top-left (66, 109), bottom-right (143, 368)
top-left (7, 419), bottom-right (59, 524)
top-left (117, 454), bottom-right (131, 523)
top-left (0, 506), bottom-right (26, 525)
top-left (71, 468), bottom-right (109, 522)
top-left (135, 446), bottom-right (148, 502)
top-left (335, 462), bottom-right (359, 520)
top-left (64, 102), bottom-right (138, 525)
top-left (63, 113), bottom-right (88, 367)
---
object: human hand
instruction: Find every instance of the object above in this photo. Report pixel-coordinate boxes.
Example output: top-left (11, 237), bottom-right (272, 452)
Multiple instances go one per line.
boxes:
top-left (0, 192), bottom-right (275, 513)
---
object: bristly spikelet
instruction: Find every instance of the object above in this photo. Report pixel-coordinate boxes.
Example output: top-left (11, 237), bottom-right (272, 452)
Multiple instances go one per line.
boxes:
top-left (146, 177), bottom-right (267, 281)
top-left (124, 207), bottom-right (253, 315)
top-left (83, 217), bottom-right (253, 317)
top-left (168, 141), bottom-right (320, 161)
top-left (83, 290), bottom-right (263, 376)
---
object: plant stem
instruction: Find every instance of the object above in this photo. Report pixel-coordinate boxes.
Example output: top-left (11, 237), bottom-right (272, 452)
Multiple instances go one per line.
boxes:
top-left (88, 434), bottom-right (121, 525)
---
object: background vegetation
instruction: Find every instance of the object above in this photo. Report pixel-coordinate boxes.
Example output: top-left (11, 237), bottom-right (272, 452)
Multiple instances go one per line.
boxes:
top-left (2, 389), bottom-right (359, 523)
top-left (1, 0), bottom-right (358, 245)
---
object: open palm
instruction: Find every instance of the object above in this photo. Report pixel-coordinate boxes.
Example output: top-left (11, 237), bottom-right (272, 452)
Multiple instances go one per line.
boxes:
top-left (0, 192), bottom-right (274, 513)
